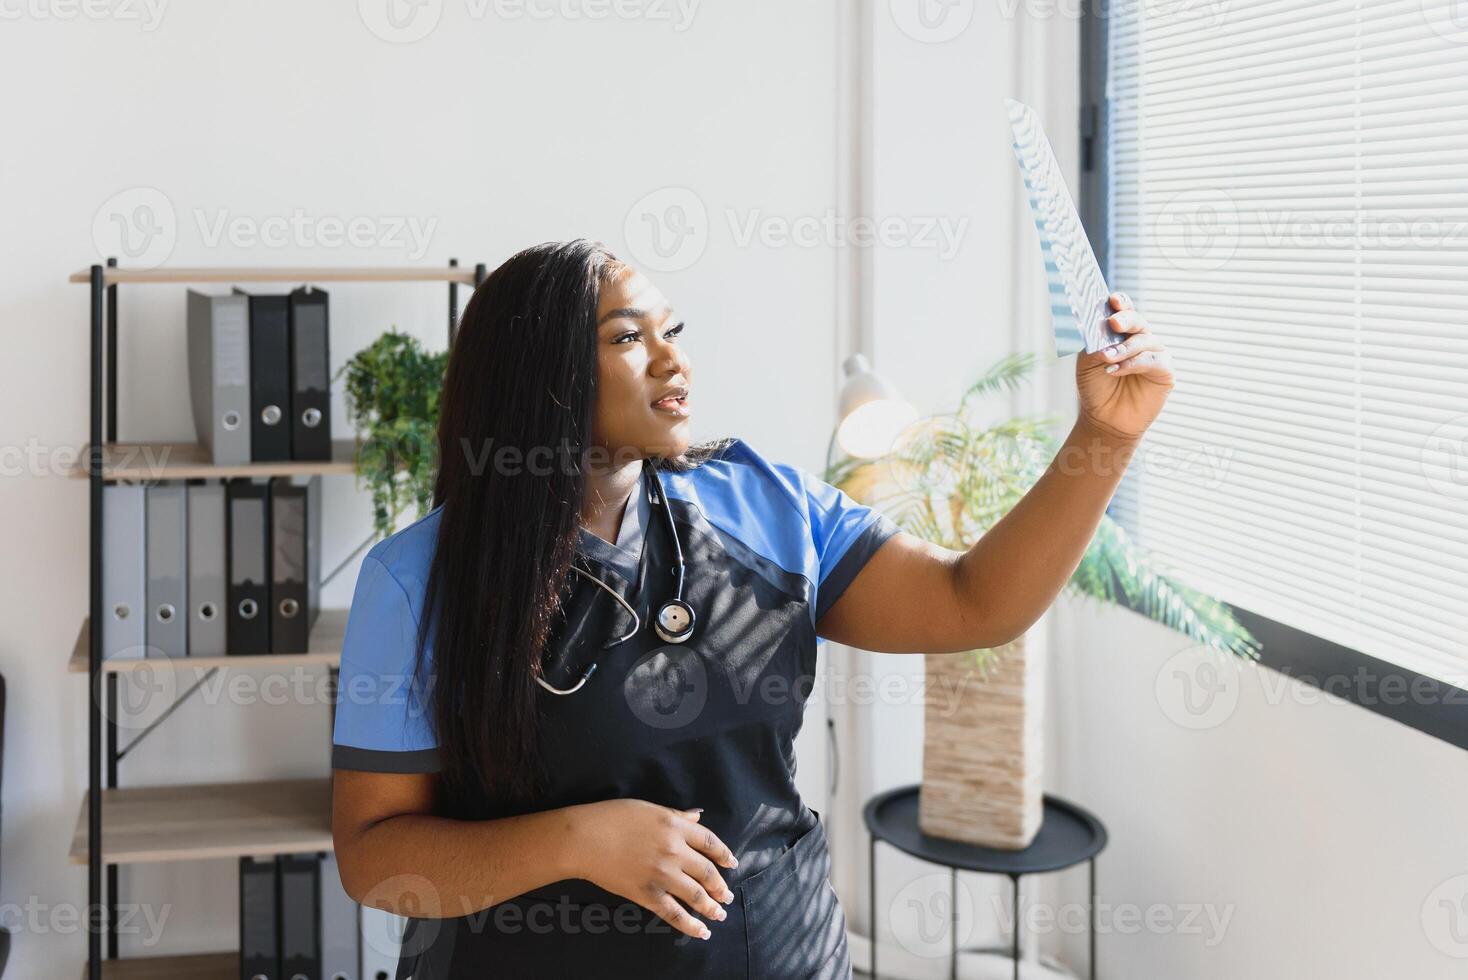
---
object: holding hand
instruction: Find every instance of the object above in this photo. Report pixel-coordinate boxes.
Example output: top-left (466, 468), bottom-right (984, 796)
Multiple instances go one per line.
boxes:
top-left (568, 798), bottom-right (738, 941)
top-left (1075, 293), bottom-right (1175, 440)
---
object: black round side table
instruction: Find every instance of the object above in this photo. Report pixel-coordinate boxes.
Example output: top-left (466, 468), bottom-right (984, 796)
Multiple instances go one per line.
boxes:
top-left (863, 785), bottom-right (1108, 980)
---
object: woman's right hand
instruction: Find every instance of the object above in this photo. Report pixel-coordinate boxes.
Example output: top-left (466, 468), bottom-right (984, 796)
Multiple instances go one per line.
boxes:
top-left (566, 798), bottom-right (739, 940)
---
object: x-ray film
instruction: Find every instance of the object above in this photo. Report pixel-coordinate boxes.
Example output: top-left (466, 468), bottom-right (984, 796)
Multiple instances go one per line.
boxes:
top-left (1006, 98), bottom-right (1124, 356)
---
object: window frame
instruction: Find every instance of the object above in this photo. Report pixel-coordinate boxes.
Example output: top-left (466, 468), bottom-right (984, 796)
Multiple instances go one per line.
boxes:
top-left (1077, 0), bottom-right (1468, 751)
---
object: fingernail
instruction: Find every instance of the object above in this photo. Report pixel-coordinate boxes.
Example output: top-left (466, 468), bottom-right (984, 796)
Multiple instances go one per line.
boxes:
top-left (690, 808), bottom-right (704, 814)
top-left (700, 927), bottom-right (711, 940)
top-left (715, 908), bottom-right (727, 921)
top-left (1105, 364), bottom-right (1119, 374)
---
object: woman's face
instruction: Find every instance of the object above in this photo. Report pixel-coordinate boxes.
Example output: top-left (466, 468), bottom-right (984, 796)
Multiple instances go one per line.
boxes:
top-left (591, 263), bottom-right (693, 462)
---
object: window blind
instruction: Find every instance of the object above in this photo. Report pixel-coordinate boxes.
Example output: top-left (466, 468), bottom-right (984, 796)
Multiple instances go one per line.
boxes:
top-left (1106, 0), bottom-right (1468, 685)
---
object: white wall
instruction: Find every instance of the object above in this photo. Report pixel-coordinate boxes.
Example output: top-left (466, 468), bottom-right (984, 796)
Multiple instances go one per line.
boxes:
top-left (837, 4), bottom-right (1468, 980)
top-left (0, 2), bottom-right (844, 975)
top-left (826, 0), bottom-right (1083, 973)
top-left (9, 3), bottom-right (1460, 978)
top-left (1046, 600), bottom-right (1468, 980)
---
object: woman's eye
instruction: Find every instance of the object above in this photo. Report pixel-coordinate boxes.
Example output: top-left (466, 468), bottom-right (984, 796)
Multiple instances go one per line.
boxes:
top-left (612, 322), bottom-right (683, 345)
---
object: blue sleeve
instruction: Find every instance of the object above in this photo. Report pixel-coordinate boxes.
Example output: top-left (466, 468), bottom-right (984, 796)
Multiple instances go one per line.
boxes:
top-left (787, 466), bottom-right (903, 622)
top-left (331, 554), bottom-right (441, 774)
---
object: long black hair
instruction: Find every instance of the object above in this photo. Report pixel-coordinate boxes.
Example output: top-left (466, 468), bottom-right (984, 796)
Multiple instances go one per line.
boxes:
top-left (418, 240), bottom-right (728, 817)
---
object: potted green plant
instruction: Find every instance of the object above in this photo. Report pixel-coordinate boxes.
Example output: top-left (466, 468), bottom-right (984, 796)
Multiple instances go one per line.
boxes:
top-left (826, 353), bottom-right (1258, 848)
top-left (337, 329), bottom-right (447, 540)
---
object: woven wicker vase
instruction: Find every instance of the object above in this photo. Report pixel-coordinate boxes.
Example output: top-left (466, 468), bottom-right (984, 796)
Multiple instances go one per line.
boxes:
top-left (918, 636), bottom-right (1044, 849)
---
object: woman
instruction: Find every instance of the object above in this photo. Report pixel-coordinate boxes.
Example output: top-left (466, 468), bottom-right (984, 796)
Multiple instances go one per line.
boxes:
top-left (331, 239), bottom-right (1172, 978)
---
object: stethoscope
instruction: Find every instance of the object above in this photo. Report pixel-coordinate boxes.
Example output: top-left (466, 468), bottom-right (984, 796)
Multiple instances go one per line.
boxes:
top-left (536, 458), bottom-right (697, 695)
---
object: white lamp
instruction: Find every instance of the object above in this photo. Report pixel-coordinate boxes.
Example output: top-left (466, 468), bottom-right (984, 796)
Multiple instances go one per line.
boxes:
top-left (835, 353), bottom-right (917, 459)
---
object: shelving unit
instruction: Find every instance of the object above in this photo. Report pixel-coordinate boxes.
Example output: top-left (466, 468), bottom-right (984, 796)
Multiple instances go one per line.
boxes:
top-left (70, 778), bottom-right (333, 865)
top-left (66, 609), bottom-right (348, 674)
top-left (69, 266), bottom-right (480, 286)
top-left (72, 260), bottom-right (485, 980)
top-left (83, 951), bottom-right (238, 980)
top-left (68, 440), bottom-right (361, 481)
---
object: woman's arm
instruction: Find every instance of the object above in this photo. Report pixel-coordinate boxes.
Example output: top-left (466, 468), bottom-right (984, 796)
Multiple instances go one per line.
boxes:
top-left (816, 294), bottom-right (1174, 653)
top-left (332, 770), bottom-right (738, 940)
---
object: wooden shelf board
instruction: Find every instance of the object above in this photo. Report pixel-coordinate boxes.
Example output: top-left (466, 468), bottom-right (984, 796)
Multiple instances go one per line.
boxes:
top-left (70, 778), bottom-right (332, 865)
top-left (70, 265), bottom-right (477, 285)
top-left (83, 951), bottom-right (238, 979)
top-left (70, 440), bottom-right (360, 481)
top-left (68, 608), bottom-right (347, 674)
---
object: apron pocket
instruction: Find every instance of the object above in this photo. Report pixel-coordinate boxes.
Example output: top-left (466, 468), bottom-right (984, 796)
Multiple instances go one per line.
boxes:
top-left (740, 820), bottom-right (851, 979)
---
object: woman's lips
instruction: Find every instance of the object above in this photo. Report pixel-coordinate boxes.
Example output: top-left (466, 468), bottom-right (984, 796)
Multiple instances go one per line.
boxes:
top-left (652, 395), bottom-right (691, 418)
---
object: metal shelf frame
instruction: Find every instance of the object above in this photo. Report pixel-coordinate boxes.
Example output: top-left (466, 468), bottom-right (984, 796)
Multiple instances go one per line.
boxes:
top-left (77, 258), bottom-right (486, 979)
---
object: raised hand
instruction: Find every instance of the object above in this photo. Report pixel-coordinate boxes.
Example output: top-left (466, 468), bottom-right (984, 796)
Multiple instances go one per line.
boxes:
top-left (1075, 292), bottom-right (1175, 440)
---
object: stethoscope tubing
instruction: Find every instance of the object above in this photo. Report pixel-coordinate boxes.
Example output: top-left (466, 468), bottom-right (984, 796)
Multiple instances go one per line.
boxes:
top-left (537, 458), bottom-right (694, 696)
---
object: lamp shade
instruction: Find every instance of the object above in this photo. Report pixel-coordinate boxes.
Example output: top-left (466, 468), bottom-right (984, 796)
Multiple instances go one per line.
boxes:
top-left (835, 354), bottom-right (917, 459)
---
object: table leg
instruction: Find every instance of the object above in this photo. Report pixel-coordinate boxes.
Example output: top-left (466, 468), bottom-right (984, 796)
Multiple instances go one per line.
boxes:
top-left (950, 867), bottom-right (957, 980)
top-left (1089, 858), bottom-right (1097, 980)
top-left (1011, 874), bottom-right (1020, 980)
top-left (869, 836), bottom-right (877, 979)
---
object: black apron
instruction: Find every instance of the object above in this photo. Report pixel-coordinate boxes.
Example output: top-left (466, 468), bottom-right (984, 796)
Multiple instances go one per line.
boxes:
top-left (398, 486), bottom-right (852, 979)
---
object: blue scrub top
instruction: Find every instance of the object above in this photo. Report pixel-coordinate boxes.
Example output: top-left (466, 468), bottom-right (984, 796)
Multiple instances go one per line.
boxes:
top-left (330, 436), bottom-right (900, 978)
top-left (332, 436), bottom-right (898, 772)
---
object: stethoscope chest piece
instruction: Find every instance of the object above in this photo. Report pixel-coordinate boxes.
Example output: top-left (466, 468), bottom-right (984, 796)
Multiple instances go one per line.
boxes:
top-left (654, 598), bottom-right (696, 644)
top-left (538, 459), bottom-right (699, 695)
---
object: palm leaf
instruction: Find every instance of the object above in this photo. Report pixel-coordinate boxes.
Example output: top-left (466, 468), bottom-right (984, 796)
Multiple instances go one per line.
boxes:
top-left (830, 354), bottom-right (1260, 662)
top-left (957, 352), bottom-right (1040, 411)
